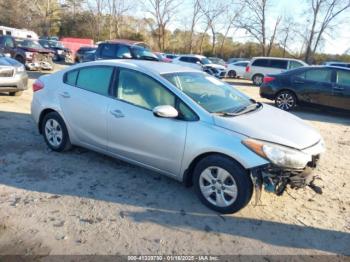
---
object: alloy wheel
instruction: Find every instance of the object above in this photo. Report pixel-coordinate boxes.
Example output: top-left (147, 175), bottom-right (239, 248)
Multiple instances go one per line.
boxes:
top-left (45, 119), bottom-right (63, 147)
top-left (276, 92), bottom-right (295, 110)
top-left (199, 166), bottom-right (238, 208)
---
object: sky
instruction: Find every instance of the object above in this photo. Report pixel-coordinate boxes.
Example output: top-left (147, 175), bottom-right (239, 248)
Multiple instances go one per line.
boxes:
top-left (138, 0), bottom-right (350, 55)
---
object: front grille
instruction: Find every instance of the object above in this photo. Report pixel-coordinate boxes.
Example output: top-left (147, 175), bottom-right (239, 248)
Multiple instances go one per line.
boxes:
top-left (0, 68), bottom-right (14, 77)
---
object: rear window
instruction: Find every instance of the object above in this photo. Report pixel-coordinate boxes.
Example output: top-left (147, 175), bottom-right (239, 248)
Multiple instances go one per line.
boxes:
top-left (270, 59), bottom-right (288, 69)
top-left (252, 59), bottom-right (269, 67)
top-left (289, 61), bottom-right (304, 69)
top-left (76, 66), bottom-right (114, 95)
top-left (64, 70), bottom-right (78, 86)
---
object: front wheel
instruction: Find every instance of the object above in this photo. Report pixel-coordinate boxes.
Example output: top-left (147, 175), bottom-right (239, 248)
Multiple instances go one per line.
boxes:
top-left (275, 91), bottom-right (297, 111)
top-left (228, 70), bottom-right (236, 78)
top-left (41, 112), bottom-right (72, 152)
top-left (193, 155), bottom-right (253, 214)
top-left (9, 91), bottom-right (23, 96)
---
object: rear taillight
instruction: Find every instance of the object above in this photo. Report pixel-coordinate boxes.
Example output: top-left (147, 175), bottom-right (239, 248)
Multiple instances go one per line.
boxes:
top-left (263, 76), bottom-right (276, 84)
top-left (245, 66), bottom-right (250, 73)
top-left (33, 79), bottom-right (44, 92)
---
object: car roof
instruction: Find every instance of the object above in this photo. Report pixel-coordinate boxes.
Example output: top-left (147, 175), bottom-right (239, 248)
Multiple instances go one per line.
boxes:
top-left (102, 39), bottom-right (148, 47)
top-left (252, 56), bottom-right (302, 62)
top-left (178, 54), bottom-right (206, 59)
top-left (85, 60), bottom-right (201, 75)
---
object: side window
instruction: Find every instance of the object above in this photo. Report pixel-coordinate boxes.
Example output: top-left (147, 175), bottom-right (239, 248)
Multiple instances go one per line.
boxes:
top-left (116, 45), bottom-right (132, 59)
top-left (64, 70), bottom-right (79, 86)
top-left (100, 44), bottom-right (117, 59)
top-left (4, 37), bottom-right (14, 48)
top-left (270, 59), bottom-right (288, 69)
top-left (117, 69), bottom-right (175, 110)
top-left (179, 57), bottom-right (189, 62)
top-left (305, 69), bottom-right (332, 83)
top-left (191, 58), bottom-right (200, 64)
top-left (252, 59), bottom-right (268, 67)
top-left (336, 70), bottom-right (350, 86)
top-left (289, 61), bottom-right (304, 69)
top-left (76, 66), bottom-right (114, 96)
top-left (178, 102), bottom-right (197, 121)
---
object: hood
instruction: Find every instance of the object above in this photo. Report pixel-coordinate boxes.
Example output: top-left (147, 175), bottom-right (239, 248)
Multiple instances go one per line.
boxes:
top-left (0, 57), bottom-right (22, 67)
top-left (20, 46), bottom-right (54, 54)
top-left (204, 63), bottom-right (226, 70)
top-left (213, 104), bottom-right (321, 150)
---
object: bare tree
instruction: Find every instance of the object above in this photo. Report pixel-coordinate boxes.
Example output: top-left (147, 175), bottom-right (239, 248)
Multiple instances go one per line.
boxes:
top-left (218, 1), bottom-right (244, 57)
top-left (199, 0), bottom-right (227, 54)
top-left (143, 0), bottom-right (178, 51)
top-left (106, 0), bottom-right (133, 39)
top-left (188, 0), bottom-right (202, 54)
top-left (240, 0), bottom-right (280, 56)
top-left (86, 0), bottom-right (106, 41)
top-left (278, 16), bottom-right (298, 57)
top-left (304, 0), bottom-right (350, 63)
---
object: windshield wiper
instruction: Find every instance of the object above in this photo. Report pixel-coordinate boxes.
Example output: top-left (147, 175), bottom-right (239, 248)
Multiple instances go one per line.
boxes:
top-left (214, 102), bottom-right (262, 117)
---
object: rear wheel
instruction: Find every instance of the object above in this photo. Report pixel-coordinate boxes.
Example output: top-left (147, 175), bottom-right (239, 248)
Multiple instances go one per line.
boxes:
top-left (275, 90), bottom-right (297, 111)
top-left (252, 74), bottom-right (264, 86)
top-left (228, 70), bottom-right (237, 78)
top-left (42, 112), bottom-right (72, 152)
top-left (9, 91), bottom-right (23, 96)
top-left (193, 155), bottom-right (253, 214)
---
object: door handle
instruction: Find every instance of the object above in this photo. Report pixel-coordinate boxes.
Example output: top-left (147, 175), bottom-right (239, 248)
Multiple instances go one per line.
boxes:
top-left (110, 109), bottom-right (124, 118)
top-left (59, 91), bottom-right (70, 98)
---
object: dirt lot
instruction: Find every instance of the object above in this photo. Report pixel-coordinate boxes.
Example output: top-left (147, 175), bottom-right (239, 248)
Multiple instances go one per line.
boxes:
top-left (0, 65), bottom-right (349, 256)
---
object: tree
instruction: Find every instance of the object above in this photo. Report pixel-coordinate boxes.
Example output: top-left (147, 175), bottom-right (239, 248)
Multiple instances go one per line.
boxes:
top-left (106, 0), bottom-right (133, 39)
top-left (31, 0), bottom-right (62, 36)
top-left (198, 0), bottom-right (227, 55)
top-left (143, 0), bottom-right (179, 51)
top-left (187, 0), bottom-right (202, 53)
top-left (304, 0), bottom-right (350, 63)
top-left (240, 0), bottom-right (281, 56)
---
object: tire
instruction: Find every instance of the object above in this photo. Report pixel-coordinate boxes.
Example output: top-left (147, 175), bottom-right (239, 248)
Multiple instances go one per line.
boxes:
top-left (193, 155), bottom-right (253, 214)
top-left (9, 91), bottom-right (23, 96)
top-left (53, 53), bottom-right (59, 62)
top-left (228, 70), bottom-right (237, 78)
top-left (275, 90), bottom-right (297, 111)
top-left (41, 112), bottom-right (72, 152)
top-left (15, 55), bottom-right (25, 65)
top-left (252, 74), bottom-right (264, 86)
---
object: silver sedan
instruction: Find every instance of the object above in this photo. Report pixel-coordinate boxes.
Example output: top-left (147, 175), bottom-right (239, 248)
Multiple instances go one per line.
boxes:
top-left (0, 54), bottom-right (28, 96)
top-left (31, 60), bottom-right (325, 213)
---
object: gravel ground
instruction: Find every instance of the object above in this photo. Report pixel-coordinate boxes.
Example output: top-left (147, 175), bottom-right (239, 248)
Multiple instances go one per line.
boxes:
top-left (0, 66), bottom-right (349, 256)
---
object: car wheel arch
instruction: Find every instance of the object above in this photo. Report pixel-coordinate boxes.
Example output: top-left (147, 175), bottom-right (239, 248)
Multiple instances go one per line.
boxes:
top-left (182, 152), bottom-right (249, 187)
top-left (38, 108), bottom-right (60, 134)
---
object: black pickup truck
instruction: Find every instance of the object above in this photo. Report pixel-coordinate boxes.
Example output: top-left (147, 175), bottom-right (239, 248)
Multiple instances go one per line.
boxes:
top-left (0, 35), bottom-right (54, 70)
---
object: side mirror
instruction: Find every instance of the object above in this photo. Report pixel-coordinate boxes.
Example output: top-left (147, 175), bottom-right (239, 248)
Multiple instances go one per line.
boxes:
top-left (153, 105), bottom-right (178, 118)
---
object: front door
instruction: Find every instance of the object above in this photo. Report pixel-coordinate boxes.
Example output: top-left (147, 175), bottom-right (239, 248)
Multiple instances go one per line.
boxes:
top-left (107, 68), bottom-right (187, 176)
top-left (331, 69), bottom-right (350, 110)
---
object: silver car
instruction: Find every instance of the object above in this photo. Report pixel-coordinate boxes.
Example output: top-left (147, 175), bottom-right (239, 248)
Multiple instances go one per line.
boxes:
top-left (0, 54), bottom-right (28, 96)
top-left (31, 60), bottom-right (325, 213)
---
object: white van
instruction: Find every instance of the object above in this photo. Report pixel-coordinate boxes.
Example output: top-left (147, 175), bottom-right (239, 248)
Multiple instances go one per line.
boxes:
top-left (244, 57), bottom-right (307, 85)
top-left (0, 26), bottom-right (39, 40)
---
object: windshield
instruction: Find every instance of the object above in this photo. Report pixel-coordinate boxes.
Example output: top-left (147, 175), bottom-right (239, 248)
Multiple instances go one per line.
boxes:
top-left (201, 58), bottom-right (212, 65)
top-left (162, 72), bottom-right (254, 114)
top-left (16, 39), bottom-right (43, 49)
top-left (49, 41), bottom-right (64, 48)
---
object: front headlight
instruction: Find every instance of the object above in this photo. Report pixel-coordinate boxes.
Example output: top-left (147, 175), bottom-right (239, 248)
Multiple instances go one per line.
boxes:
top-left (25, 52), bottom-right (33, 59)
top-left (243, 139), bottom-right (312, 169)
top-left (17, 65), bottom-right (25, 72)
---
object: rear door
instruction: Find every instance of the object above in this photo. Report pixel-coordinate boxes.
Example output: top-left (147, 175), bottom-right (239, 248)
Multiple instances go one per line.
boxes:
top-left (59, 65), bottom-right (115, 150)
top-left (293, 68), bottom-right (333, 106)
top-left (331, 69), bottom-right (350, 110)
top-left (268, 59), bottom-right (288, 74)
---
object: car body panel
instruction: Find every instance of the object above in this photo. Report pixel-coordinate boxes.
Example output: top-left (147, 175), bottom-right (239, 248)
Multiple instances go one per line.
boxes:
top-left (0, 55), bottom-right (28, 92)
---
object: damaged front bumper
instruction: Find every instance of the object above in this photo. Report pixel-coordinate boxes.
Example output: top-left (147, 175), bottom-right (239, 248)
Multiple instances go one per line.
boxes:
top-left (26, 61), bottom-right (53, 71)
top-left (250, 154), bottom-right (322, 204)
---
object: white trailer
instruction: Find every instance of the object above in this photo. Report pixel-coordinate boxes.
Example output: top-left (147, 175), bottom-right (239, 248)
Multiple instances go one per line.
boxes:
top-left (0, 26), bottom-right (39, 40)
